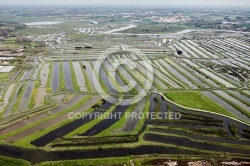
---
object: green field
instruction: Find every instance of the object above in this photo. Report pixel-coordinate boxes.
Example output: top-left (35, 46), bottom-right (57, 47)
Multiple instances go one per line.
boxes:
top-left (164, 91), bottom-right (235, 117)
top-left (0, 73), bottom-right (9, 79)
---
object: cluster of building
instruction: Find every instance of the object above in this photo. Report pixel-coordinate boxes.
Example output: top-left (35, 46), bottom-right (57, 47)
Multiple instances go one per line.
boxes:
top-left (154, 16), bottom-right (191, 23)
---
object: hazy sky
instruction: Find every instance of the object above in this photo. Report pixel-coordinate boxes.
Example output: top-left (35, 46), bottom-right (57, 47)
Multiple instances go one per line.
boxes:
top-left (0, 0), bottom-right (250, 6)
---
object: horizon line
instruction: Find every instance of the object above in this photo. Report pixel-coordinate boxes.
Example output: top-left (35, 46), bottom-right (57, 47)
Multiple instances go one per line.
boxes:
top-left (0, 4), bottom-right (250, 7)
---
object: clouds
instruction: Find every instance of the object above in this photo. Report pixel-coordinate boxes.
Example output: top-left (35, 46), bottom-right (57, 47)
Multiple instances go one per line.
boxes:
top-left (0, 0), bottom-right (250, 6)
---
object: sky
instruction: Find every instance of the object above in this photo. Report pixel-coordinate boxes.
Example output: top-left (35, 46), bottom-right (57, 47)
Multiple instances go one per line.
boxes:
top-left (0, 0), bottom-right (250, 6)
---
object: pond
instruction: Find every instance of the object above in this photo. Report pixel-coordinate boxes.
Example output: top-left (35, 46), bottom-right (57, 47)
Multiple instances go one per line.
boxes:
top-left (51, 62), bottom-right (60, 92)
top-left (63, 62), bottom-right (74, 92)
top-left (3, 84), bottom-right (23, 117)
top-left (81, 98), bottom-right (134, 136)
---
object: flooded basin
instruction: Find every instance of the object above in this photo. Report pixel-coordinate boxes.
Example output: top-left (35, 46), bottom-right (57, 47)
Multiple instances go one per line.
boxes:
top-left (82, 61), bottom-right (102, 92)
top-left (63, 62), bottom-right (73, 92)
top-left (199, 68), bottom-right (235, 88)
top-left (51, 62), bottom-right (60, 92)
top-left (159, 59), bottom-right (197, 89)
top-left (213, 90), bottom-right (250, 112)
top-left (18, 81), bottom-right (35, 111)
top-left (3, 84), bottom-right (23, 117)
top-left (20, 68), bottom-right (33, 81)
top-left (202, 91), bottom-right (249, 122)
top-left (81, 98), bottom-right (134, 136)
top-left (31, 98), bottom-right (113, 147)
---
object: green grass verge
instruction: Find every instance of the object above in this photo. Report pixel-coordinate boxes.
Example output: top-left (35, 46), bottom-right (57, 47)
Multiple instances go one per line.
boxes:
top-left (0, 155), bottom-right (30, 166)
top-left (226, 90), bottom-right (250, 107)
top-left (167, 59), bottom-right (214, 88)
top-left (14, 96), bottom-right (93, 147)
top-left (212, 91), bottom-right (250, 118)
top-left (101, 64), bottom-right (124, 94)
top-left (37, 157), bottom-right (130, 166)
top-left (79, 61), bottom-right (93, 91)
top-left (89, 61), bottom-right (108, 92)
top-left (229, 123), bottom-right (239, 138)
top-left (168, 60), bottom-right (202, 88)
top-left (149, 125), bottom-right (230, 139)
top-left (116, 70), bottom-right (138, 95)
top-left (64, 101), bottom-right (118, 138)
top-left (15, 70), bottom-right (26, 81)
top-left (59, 61), bottom-right (66, 91)
top-left (28, 81), bottom-right (39, 109)
top-left (135, 64), bottom-right (162, 90)
top-left (146, 131), bottom-right (250, 151)
top-left (121, 64), bottom-right (145, 89)
top-left (12, 84), bottom-right (26, 112)
top-left (0, 73), bottom-right (9, 79)
top-left (97, 101), bottom-right (137, 136)
top-left (46, 62), bottom-right (53, 93)
top-left (69, 61), bottom-right (80, 92)
top-left (157, 60), bottom-right (187, 89)
top-left (164, 91), bottom-right (235, 117)
top-left (137, 61), bottom-right (172, 89)
top-left (28, 63), bottom-right (44, 109)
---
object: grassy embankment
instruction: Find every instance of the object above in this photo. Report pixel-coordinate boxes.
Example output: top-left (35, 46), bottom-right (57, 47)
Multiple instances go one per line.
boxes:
top-left (28, 81), bottom-right (39, 109)
top-left (14, 96), bottom-right (93, 147)
top-left (64, 101), bottom-right (118, 138)
top-left (37, 157), bottom-right (130, 166)
top-left (28, 64), bottom-right (44, 109)
top-left (0, 73), bottom-right (9, 79)
top-left (88, 61), bottom-right (108, 92)
top-left (116, 70), bottom-right (138, 95)
top-left (46, 62), bottom-right (53, 93)
top-left (69, 61), bottom-right (80, 92)
top-left (12, 84), bottom-right (26, 112)
top-left (79, 61), bottom-right (93, 91)
top-left (0, 155), bottom-right (30, 166)
top-left (59, 61), bottom-right (66, 91)
top-left (98, 102), bottom-right (137, 136)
